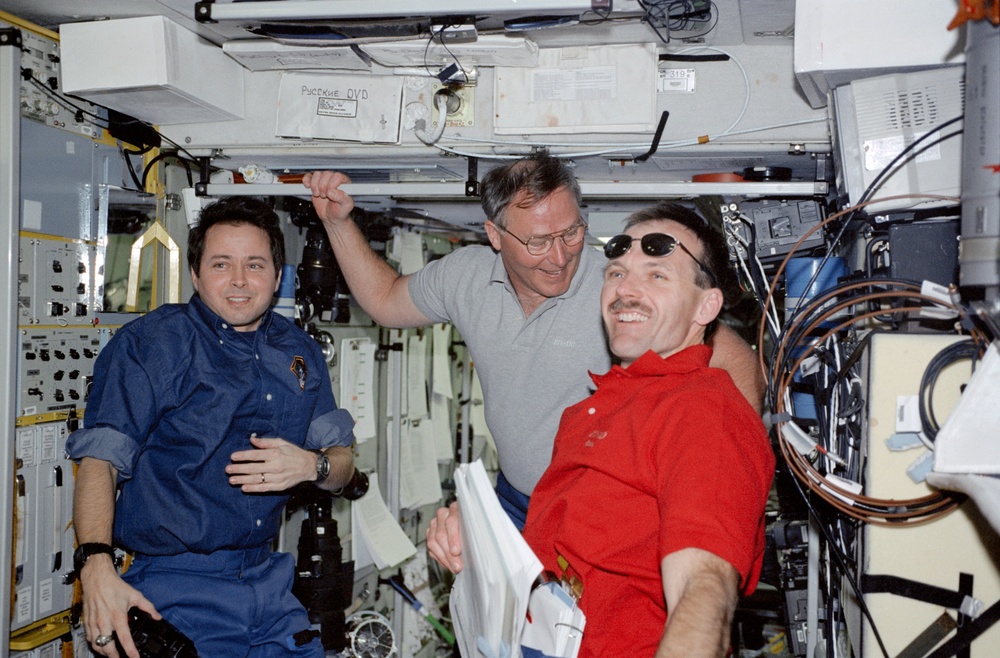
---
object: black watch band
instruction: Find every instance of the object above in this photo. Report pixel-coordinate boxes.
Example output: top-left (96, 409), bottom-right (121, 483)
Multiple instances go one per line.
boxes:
top-left (73, 542), bottom-right (117, 574)
top-left (313, 450), bottom-right (330, 484)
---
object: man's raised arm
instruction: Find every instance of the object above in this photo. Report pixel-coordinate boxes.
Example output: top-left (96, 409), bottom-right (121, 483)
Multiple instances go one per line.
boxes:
top-left (707, 324), bottom-right (766, 414)
top-left (303, 170), bottom-right (433, 328)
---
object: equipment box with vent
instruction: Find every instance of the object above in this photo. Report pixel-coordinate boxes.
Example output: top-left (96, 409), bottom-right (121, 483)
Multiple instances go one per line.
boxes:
top-left (830, 65), bottom-right (964, 214)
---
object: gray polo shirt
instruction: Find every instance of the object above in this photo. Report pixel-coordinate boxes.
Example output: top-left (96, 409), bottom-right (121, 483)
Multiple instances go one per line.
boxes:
top-left (409, 245), bottom-right (610, 494)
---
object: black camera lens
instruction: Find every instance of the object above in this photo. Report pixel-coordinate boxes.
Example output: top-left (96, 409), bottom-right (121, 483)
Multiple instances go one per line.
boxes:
top-left (114, 607), bottom-right (199, 658)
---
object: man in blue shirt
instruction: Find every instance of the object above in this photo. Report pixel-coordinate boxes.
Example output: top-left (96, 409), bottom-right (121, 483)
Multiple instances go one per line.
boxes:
top-left (67, 197), bottom-right (357, 658)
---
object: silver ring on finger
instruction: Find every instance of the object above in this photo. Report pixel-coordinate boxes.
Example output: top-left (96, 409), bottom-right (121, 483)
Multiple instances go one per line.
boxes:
top-left (95, 634), bottom-right (114, 647)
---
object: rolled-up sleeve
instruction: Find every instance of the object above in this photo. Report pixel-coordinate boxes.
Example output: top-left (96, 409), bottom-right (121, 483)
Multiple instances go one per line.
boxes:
top-left (65, 325), bottom-right (160, 481)
top-left (306, 407), bottom-right (356, 450)
top-left (65, 426), bottom-right (140, 479)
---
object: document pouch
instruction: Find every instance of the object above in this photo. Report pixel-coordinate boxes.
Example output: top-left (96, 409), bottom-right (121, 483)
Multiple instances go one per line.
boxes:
top-left (520, 581), bottom-right (585, 658)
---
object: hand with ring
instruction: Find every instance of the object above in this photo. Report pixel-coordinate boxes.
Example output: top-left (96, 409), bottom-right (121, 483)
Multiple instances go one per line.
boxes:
top-left (95, 633), bottom-right (114, 647)
top-left (227, 436), bottom-right (320, 492)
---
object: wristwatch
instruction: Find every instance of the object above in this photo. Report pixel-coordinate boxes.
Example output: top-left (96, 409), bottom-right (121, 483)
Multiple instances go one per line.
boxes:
top-left (73, 542), bottom-right (117, 574)
top-left (313, 450), bottom-right (330, 484)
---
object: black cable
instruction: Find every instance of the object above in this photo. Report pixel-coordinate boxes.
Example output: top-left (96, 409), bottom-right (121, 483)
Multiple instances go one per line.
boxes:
top-left (668, 0), bottom-right (719, 37)
top-left (22, 66), bottom-right (202, 164)
top-left (789, 118), bottom-right (963, 325)
top-left (22, 71), bottom-right (109, 125)
top-left (659, 53), bottom-right (730, 62)
top-left (637, 0), bottom-right (673, 43)
top-left (124, 144), bottom-right (155, 157)
top-left (579, 6), bottom-right (614, 24)
top-left (859, 119), bottom-right (962, 208)
top-left (919, 339), bottom-right (979, 443)
top-left (122, 148), bottom-right (144, 191)
top-left (866, 237), bottom-right (889, 278)
top-left (141, 151), bottom-right (197, 191)
top-left (634, 0), bottom-right (719, 37)
top-left (790, 474), bottom-right (891, 658)
top-left (424, 23), bottom-right (468, 83)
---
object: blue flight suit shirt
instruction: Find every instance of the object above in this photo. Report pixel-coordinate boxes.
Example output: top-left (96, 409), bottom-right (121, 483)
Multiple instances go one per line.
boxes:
top-left (66, 294), bottom-right (355, 556)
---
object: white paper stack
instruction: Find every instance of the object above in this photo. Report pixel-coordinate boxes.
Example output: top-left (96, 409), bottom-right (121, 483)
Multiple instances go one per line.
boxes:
top-left (452, 460), bottom-right (542, 658)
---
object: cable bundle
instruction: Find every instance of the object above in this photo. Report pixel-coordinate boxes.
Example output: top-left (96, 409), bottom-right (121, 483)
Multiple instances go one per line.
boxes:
top-left (770, 278), bottom-right (974, 525)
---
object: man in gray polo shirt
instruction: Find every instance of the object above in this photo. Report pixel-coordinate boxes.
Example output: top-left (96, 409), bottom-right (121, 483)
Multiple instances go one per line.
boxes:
top-left (303, 156), bottom-right (762, 528)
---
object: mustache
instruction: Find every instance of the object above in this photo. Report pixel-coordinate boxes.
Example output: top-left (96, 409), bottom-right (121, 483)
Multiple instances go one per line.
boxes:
top-left (608, 298), bottom-right (652, 315)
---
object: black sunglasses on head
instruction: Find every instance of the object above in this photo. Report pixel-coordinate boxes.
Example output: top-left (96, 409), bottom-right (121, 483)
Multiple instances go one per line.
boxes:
top-left (603, 233), bottom-right (717, 287)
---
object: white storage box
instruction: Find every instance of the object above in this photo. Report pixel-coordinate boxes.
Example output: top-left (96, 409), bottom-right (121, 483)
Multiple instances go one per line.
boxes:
top-left (60, 15), bottom-right (244, 125)
top-left (793, 0), bottom-right (964, 109)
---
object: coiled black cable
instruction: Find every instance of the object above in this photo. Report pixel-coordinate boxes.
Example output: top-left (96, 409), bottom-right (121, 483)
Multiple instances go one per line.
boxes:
top-left (918, 339), bottom-right (980, 443)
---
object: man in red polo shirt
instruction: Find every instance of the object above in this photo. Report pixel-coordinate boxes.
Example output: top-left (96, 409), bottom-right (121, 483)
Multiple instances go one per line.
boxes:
top-left (429, 202), bottom-right (774, 658)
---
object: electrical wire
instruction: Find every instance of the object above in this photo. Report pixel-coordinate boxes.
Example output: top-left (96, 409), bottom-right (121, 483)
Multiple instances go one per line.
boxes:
top-left (637, 0), bottom-right (675, 43)
top-left (668, 0), bottom-right (719, 37)
top-left (770, 284), bottom-right (972, 525)
top-left (424, 22), bottom-right (469, 83)
top-left (414, 92), bottom-right (450, 145)
top-left (672, 46), bottom-right (749, 137)
top-left (732, 211), bottom-right (779, 330)
top-left (789, 472), bottom-right (891, 658)
top-left (785, 118), bottom-right (964, 324)
top-left (21, 70), bottom-right (108, 126)
top-left (856, 117), bottom-right (963, 210)
top-left (755, 194), bottom-right (961, 381)
top-left (638, 0), bottom-right (718, 43)
top-left (141, 150), bottom-right (197, 191)
top-left (579, 5), bottom-right (615, 24)
top-left (724, 211), bottom-right (781, 340)
top-left (121, 147), bottom-right (144, 192)
top-left (22, 64), bottom-right (204, 169)
top-left (918, 339), bottom-right (980, 443)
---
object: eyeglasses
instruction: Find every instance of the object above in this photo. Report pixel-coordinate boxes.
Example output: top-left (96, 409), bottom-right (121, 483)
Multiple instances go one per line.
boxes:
top-left (495, 221), bottom-right (587, 256)
top-left (604, 233), bottom-right (717, 287)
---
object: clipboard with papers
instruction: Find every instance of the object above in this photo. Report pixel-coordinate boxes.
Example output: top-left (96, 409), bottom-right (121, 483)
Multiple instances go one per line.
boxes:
top-left (452, 460), bottom-right (585, 658)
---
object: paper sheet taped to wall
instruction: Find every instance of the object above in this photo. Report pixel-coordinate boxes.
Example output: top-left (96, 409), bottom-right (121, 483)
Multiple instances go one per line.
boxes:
top-left (352, 473), bottom-right (417, 570)
top-left (276, 72), bottom-right (402, 143)
top-left (494, 43), bottom-right (658, 134)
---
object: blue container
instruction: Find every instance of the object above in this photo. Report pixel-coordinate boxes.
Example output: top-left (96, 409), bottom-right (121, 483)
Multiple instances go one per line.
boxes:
top-left (785, 257), bottom-right (847, 420)
top-left (785, 257), bottom-right (847, 323)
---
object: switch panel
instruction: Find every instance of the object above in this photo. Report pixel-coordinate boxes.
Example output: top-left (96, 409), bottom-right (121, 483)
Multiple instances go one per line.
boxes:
top-left (19, 328), bottom-right (100, 417)
top-left (19, 236), bottom-right (101, 326)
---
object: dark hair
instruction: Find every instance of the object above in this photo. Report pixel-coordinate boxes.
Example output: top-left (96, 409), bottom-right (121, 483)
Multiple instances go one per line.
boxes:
top-left (187, 197), bottom-right (285, 276)
top-left (623, 202), bottom-right (735, 337)
top-left (480, 154), bottom-right (582, 229)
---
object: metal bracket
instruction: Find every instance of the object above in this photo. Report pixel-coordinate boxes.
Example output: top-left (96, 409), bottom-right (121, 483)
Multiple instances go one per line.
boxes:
top-left (465, 157), bottom-right (480, 197)
top-left (0, 27), bottom-right (23, 49)
top-left (374, 342), bottom-right (403, 362)
top-left (194, 1), bottom-right (216, 23)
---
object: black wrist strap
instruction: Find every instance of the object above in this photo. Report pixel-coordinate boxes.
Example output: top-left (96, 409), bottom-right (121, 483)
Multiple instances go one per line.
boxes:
top-left (79, 542), bottom-right (115, 559)
top-left (66, 543), bottom-right (119, 584)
